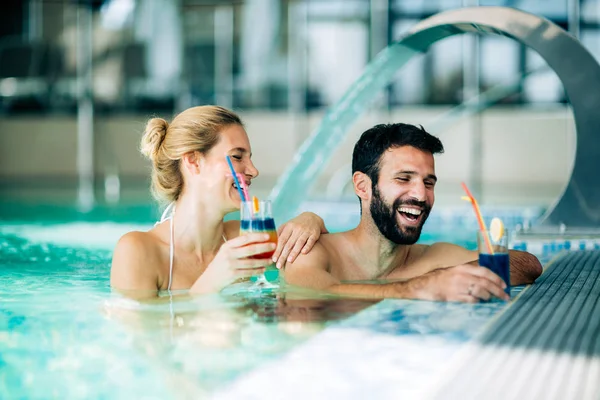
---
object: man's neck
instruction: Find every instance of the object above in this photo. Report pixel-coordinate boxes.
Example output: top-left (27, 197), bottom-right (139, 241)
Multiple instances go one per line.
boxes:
top-left (341, 219), bottom-right (411, 280)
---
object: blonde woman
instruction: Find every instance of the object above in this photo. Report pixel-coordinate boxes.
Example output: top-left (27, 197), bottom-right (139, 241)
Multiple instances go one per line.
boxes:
top-left (110, 106), bottom-right (326, 298)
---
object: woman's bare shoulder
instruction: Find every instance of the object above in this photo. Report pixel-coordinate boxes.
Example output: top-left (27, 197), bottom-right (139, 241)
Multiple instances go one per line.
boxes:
top-left (115, 230), bottom-right (160, 253)
top-left (110, 230), bottom-right (165, 291)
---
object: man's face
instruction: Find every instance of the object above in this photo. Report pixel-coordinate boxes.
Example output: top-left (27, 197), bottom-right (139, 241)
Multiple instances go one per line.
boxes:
top-left (368, 146), bottom-right (437, 245)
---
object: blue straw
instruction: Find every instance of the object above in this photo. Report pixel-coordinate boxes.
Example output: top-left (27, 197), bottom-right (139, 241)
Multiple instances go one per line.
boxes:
top-left (226, 156), bottom-right (246, 202)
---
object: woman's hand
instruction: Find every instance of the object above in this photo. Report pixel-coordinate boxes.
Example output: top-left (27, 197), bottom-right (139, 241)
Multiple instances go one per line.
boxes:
top-left (272, 212), bottom-right (327, 269)
top-left (190, 233), bottom-right (275, 294)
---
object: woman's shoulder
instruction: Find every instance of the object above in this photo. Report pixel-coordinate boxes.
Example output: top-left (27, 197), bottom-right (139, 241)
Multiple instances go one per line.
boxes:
top-left (115, 230), bottom-right (158, 252)
top-left (110, 230), bottom-right (165, 290)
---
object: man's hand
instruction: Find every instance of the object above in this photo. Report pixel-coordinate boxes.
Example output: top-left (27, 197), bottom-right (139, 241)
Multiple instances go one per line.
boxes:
top-left (404, 264), bottom-right (510, 303)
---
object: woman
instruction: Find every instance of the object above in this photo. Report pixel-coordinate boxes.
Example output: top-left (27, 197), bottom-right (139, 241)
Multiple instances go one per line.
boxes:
top-left (111, 106), bottom-right (326, 298)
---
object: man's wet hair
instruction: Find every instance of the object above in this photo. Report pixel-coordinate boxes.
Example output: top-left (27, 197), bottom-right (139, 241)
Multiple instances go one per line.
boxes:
top-left (352, 123), bottom-right (444, 183)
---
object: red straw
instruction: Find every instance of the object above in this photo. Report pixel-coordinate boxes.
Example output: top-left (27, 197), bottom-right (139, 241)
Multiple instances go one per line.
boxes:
top-left (461, 182), bottom-right (494, 255)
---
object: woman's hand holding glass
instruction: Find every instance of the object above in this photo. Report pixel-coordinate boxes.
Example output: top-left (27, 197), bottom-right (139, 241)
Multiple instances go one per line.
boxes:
top-left (190, 233), bottom-right (276, 294)
top-left (272, 212), bottom-right (327, 270)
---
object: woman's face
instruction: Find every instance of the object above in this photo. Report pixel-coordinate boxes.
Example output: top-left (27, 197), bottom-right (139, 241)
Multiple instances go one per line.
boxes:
top-left (196, 124), bottom-right (259, 210)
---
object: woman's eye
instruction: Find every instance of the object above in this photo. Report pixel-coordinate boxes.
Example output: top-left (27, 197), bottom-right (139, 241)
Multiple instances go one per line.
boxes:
top-left (232, 155), bottom-right (242, 160)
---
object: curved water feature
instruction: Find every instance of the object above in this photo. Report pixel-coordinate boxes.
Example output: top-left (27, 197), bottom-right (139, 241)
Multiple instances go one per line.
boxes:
top-left (270, 6), bottom-right (600, 228)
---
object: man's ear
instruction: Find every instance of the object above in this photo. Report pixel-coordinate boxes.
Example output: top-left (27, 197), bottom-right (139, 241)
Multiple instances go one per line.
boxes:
top-left (181, 151), bottom-right (201, 174)
top-left (353, 171), bottom-right (372, 202)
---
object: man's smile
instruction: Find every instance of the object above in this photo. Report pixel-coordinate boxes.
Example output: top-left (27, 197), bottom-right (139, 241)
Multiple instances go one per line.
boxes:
top-left (396, 206), bottom-right (424, 226)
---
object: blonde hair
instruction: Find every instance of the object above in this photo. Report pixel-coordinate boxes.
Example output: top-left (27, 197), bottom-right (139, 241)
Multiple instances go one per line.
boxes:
top-left (140, 105), bottom-right (243, 203)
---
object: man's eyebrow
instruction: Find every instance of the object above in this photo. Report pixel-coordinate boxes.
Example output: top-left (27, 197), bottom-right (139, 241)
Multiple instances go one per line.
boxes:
top-left (396, 170), bottom-right (438, 182)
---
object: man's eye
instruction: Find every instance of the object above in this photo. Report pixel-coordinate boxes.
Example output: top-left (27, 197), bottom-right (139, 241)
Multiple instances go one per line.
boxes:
top-left (425, 181), bottom-right (435, 187)
top-left (396, 177), bottom-right (409, 182)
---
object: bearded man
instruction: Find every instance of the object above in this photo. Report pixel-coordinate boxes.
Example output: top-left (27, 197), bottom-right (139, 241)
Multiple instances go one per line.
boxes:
top-left (283, 123), bottom-right (542, 302)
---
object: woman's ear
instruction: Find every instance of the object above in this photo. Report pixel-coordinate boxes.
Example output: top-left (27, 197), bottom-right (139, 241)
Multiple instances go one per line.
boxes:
top-left (182, 151), bottom-right (202, 175)
top-left (353, 171), bottom-right (372, 202)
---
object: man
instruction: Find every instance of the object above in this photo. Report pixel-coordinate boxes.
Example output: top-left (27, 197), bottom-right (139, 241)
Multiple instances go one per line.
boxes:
top-left (284, 123), bottom-right (542, 303)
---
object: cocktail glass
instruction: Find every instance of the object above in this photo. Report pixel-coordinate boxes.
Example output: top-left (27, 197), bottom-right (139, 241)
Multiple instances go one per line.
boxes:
top-left (478, 230), bottom-right (511, 299)
top-left (239, 199), bottom-right (279, 287)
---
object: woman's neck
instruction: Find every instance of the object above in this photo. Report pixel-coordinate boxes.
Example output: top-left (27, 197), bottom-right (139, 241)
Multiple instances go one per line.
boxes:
top-left (171, 195), bottom-right (227, 256)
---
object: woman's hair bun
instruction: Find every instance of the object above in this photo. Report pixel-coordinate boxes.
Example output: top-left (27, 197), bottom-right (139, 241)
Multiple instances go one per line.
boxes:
top-left (140, 117), bottom-right (169, 161)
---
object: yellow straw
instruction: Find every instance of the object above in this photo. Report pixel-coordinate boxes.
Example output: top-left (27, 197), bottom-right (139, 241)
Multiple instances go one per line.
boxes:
top-left (461, 182), bottom-right (494, 255)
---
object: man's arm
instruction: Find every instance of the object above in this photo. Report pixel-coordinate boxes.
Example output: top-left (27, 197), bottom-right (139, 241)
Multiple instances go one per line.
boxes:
top-left (508, 249), bottom-right (543, 284)
top-left (284, 243), bottom-right (508, 302)
top-left (414, 243), bottom-right (542, 286)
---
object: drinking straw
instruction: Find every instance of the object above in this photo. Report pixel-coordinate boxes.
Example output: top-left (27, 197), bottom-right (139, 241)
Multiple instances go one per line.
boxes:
top-left (236, 173), bottom-right (254, 218)
top-left (226, 156), bottom-right (246, 202)
top-left (460, 182), bottom-right (495, 255)
top-left (236, 173), bottom-right (251, 203)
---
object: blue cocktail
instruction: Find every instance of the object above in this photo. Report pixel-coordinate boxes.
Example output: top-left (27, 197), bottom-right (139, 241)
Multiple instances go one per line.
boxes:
top-left (479, 253), bottom-right (510, 296)
top-left (478, 226), bottom-right (510, 298)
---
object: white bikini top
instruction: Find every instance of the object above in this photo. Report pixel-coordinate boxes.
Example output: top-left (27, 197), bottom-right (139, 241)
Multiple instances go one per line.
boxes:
top-left (156, 202), bottom-right (226, 292)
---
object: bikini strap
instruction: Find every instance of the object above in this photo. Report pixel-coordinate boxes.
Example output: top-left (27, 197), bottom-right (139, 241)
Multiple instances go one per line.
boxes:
top-left (160, 202), bottom-right (175, 222)
top-left (165, 204), bottom-right (224, 292)
top-left (168, 208), bottom-right (175, 291)
top-left (154, 201), bottom-right (175, 227)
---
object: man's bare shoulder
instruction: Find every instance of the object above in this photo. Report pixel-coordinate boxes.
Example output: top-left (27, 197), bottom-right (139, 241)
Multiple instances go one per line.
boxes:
top-left (282, 238), bottom-right (343, 289)
top-left (286, 240), bottom-right (331, 270)
top-left (423, 242), bottom-right (476, 257)
top-left (406, 243), bottom-right (430, 260)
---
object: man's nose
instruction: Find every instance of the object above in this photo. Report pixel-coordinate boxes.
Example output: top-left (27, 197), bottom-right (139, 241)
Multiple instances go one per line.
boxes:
top-left (408, 182), bottom-right (426, 201)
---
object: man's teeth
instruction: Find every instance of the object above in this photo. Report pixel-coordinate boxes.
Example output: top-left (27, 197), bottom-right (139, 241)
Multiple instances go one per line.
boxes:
top-left (398, 207), bottom-right (422, 216)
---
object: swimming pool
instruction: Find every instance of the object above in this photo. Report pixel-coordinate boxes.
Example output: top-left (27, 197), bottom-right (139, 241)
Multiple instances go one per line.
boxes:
top-left (0, 199), bottom-right (555, 398)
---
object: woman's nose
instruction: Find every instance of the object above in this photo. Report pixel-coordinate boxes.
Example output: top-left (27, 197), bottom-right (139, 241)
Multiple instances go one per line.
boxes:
top-left (246, 160), bottom-right (259, 179)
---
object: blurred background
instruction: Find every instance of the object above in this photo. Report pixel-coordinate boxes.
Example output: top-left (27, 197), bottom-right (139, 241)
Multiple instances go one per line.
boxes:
top-left (0, 0), bottom-right (598, 222)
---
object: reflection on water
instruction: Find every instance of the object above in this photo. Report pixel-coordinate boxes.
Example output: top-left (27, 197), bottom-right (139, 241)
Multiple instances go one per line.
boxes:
top-left (100, 285), bottom-right (379, 396)
top-left (0, 229), bottom-right (378, 398)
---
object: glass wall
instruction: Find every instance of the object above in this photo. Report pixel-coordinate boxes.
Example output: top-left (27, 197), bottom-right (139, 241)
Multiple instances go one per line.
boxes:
top-left (0, 0), bottom-right (597, 114)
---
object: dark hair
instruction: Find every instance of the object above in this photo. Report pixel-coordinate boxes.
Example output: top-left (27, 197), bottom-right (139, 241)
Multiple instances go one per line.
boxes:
top-left (352, 123), bottom-right (444, 183)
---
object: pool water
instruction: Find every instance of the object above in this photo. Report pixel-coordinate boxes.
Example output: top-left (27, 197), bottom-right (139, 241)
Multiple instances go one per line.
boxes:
top-left (0, 201), bottom-right (552, 398)
top-left (0, 220), bottom-right (383, 398)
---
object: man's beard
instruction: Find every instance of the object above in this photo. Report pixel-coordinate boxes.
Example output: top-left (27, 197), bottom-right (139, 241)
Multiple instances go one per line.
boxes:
top-left (369, 185), bottom-right (431, 245)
